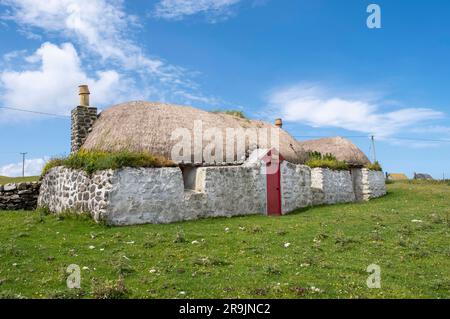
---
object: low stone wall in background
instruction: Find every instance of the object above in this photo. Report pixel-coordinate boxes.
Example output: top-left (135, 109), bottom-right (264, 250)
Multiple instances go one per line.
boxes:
top-left (0, 182), bottom-right (41, 210)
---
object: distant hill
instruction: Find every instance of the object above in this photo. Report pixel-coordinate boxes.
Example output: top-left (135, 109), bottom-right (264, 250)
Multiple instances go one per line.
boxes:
top-left (0, 176), bottom-right (40, 185)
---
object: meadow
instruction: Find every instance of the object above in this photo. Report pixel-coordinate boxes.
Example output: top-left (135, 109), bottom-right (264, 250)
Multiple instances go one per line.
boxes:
top-left (0, 176), bottom-right (39, 184)
top-left (0, 181), bottom-right (449, 299)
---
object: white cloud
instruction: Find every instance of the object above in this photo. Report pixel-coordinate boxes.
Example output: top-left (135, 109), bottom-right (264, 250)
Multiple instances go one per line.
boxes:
top-left (410, 125), bottom-right (450, 136)
top-left (387, 138), bottom-right (442, 149)
top-left (267, 84), bottom-right (444, 138)
top-left (154, 0), bottom-right (242, 21)
top-left (1, 0), bottom-right (214, 107)
top-left (0, 42), bottom-right (126, 120)
top-left (0, 157), bottom-right (48, 177)
top-left (3, 0), bottom-right (150, 68)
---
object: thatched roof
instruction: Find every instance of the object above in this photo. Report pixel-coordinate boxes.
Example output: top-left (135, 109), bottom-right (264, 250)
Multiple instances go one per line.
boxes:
top-left (298, 136), bottom-right (370, 167)
top-left (82, 101), bottom-right (308, 165)
top-left (388, 173), bottom-right (408, 180)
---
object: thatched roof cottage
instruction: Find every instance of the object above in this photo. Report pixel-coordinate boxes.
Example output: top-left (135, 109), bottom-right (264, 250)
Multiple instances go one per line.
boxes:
top-left (38, 86), bottom-right (386, 225)
top-left (298, 136), bottom-right (370, 167)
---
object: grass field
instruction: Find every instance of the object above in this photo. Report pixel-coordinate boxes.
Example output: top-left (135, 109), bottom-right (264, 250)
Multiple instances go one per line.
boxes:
top-left (0, 176), bottom-right (40, 185)
top-left (0, 182), bottom-right (449, 299)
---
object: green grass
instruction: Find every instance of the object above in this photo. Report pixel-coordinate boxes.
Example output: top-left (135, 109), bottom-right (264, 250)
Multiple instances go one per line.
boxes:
top-left (211, 110), bottom-right (247, 119)
top-left (305, 151), bottom-right (349, 170)
top-left (0, 182), bottom-right (449, 299)
top-left (0, 176), bottom-right (40, 185)
top-left (365, 161), bottom-right (383, 171)
top-left (42, 150), bottom-right (175, 175)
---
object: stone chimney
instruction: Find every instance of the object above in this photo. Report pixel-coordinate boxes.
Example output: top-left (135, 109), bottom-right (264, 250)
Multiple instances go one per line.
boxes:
top-left (71, 85), bottom-right (97, 153)
top-left (274, 118), bottom-right (283, 128)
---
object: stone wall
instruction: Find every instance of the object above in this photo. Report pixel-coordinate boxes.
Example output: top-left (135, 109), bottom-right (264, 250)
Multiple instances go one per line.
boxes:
top-left (0, 182), bottom-right (41, 210)
top-left (105, 166), bottom-right (267, 225)
top-left (352, 168), bottom-right (386, 201)
top-left (311, 168), bottom-right (355, 205)
top-left (38, 164), bottom-right (385, 225)
top-left (38, 167), bottom-right (114, 221)
top-left (106, 167), bottom-right (186, 225)
top-left (197, 165), bottom-right (267, 218)
top-left (280, 162), bottom-right (312, 213)
top-left (71, 106), bottom-right (97, 153)
top-left (38, 166), bottom-right (269, 225)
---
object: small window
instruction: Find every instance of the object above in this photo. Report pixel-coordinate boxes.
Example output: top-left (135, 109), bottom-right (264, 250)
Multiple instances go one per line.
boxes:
top-left (181, 166), bottom-right (197, 190)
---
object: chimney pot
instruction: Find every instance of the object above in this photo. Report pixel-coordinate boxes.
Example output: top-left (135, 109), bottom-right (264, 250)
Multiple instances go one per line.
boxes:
top-left (78, 84), bottom-right (90, 107)
top-left (275, 118), bottom-right (283, 128)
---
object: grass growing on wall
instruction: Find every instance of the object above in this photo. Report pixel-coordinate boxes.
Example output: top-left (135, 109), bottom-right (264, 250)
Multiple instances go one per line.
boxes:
top-left (0, 182), bottom-right (449, 299)
top-left (365, 161), bottom-right (383, 171)
top-left (42, 150), bottom-right (175, 175)
top-left (305, 151), bottom-right (349, 170)
top-left (211, 109), bottom-right (247, 119)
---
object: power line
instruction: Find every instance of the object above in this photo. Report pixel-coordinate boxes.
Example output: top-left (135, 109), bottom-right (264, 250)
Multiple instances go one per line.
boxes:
top-left (2, 107), bottom-right (450, 143)
top-left (294, 135), bottom-right (450, 143)
top-left (294, 135), bottom-right (369, 138)
top-left (0, 106), bottom-right (70, 118)
top-left (389, 136), bottom-right (450, 143)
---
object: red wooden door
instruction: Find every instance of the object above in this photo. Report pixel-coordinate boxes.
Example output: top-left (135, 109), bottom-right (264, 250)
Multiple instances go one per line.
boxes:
top-left (265, 151), bottom-right (282, 216)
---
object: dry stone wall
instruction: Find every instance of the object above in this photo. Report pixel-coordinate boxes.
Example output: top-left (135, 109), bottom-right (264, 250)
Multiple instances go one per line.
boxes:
top-left (0, 182), bottom-right (40, 210)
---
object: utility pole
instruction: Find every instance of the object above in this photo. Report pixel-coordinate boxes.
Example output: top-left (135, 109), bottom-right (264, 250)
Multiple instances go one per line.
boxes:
top-left (20, 152), bottom-right (27, 177)
top-left (371, 135), bottom-right (377, 163)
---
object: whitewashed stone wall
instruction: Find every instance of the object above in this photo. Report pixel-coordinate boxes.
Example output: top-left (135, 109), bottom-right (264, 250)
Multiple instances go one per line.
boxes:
top-left (280, 162), bottom-right (312, 214)
top-left (38, 164), bottom-right (384, 225)
top-left (311, 168), bottom-right (355, 205)
top-left (196, 166), bottom-right (267, 218)
top-left (38, 167), bottom-right (114, 221)
top-left (39, 166), bottom-right (269, 225)
top-left (102, 166), bottom-right (268, 225)
top-left (106, 168), bottom-right (185, 225)
top-left (352, 168), bottom-right (386, 201)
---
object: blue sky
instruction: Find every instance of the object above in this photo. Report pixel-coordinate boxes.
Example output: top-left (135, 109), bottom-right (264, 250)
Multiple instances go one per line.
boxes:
top-left (0, 0), bottom-right (449, 178)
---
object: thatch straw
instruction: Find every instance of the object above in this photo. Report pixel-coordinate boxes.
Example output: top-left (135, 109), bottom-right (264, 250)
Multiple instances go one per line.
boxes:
top-left (388, 173), bottom-right (408, 180)
top-left (82, 101), bottom-right (308, 164)
top-left (298, 136), bottom-right (370, 167)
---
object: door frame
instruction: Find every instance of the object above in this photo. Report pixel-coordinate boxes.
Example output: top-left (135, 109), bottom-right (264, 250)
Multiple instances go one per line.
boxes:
top-left (261, 149), bottom-right (284, 216)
